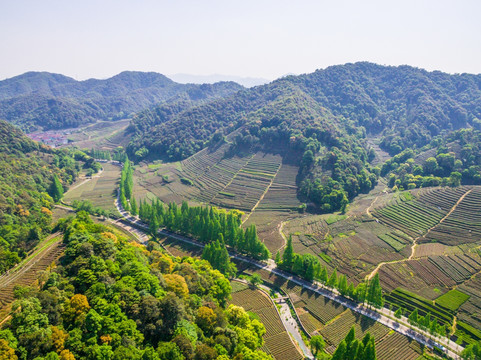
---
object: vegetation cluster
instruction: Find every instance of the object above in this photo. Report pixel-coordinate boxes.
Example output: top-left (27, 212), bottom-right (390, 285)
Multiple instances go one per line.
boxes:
top-left (137, 199), bottom-right (270, 261)
top-left (277, 236), bottom-right (383, 308)
top-left (0, 212), bottom-right (273, 360)
top-left (0, 120), bottom-right (98, 274)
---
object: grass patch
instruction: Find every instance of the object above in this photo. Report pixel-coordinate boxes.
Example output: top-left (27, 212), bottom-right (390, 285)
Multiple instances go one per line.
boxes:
top-left (319, 252), bottom-right (332, 263)
top-left (435, 289), bottom-right (470, 311)
top-left (325, 214), bottom-right (347, 225)
top-left (219, 191), bottom-right (236, 198)
top-left (456, 320), bottom-right (481, 344)
top-left (230, 281), bottom-right (249, 293)
top-left (378, 234), bottom-right (406, 251)
top-left (400, 191), bottom-right (414, 202)
top-left (180, 177), bottom-right (194, 186)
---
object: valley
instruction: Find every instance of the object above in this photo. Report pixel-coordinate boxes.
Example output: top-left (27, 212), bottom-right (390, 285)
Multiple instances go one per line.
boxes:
top-left (1, 63), bottom-right (481, 360)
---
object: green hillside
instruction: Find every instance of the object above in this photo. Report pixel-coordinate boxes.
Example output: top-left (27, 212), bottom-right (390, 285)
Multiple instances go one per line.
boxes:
top-left (0, 212), bottom-right (270, 360)
top-left (0, 120), bottom-right (95, 273)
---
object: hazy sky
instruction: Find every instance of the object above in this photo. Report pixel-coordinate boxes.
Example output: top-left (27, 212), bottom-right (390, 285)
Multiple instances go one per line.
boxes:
top-left (1, 0), bottom-right (480, 81)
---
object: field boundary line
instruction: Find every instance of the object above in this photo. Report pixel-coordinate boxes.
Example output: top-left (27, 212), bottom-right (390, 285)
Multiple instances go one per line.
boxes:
top-left (277, 220), bottom-right (288, 251)
top-left (366, 195), bottom-right (379, 217)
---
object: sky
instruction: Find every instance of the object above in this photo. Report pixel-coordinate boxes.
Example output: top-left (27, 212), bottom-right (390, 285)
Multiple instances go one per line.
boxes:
top-left (0, 0), bottom-right (480, 81)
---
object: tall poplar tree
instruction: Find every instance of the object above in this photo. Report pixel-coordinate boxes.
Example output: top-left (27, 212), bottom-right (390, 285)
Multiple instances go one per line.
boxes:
top-left (49, 174), bottom-right (64, 202)
top-left (281, 235), bottom-right (294, 270)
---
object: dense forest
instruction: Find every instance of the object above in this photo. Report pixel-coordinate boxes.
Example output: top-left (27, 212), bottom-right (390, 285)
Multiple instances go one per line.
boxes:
top-left (0, 71), bottom-right (243, 131)
top-left (0, 212), bottom-right (273, 360)
top-left (380, 128), bottom-right (481, 190)
top-left (0, 120), bottom-right (98, 273)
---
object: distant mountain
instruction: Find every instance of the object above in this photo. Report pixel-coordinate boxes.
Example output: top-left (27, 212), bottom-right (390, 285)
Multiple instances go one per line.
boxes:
top-left (169, 73), bottom-right (270, 87)
top-left (0, 71), bottom-right (244, 131)
top-left (127, 62), bottom-right (481, 212)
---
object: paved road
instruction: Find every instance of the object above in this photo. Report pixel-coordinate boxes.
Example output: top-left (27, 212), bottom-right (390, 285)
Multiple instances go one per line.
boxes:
top-left (276, 297), bottom-right (314, 359)
top-left (113, 183), bottom-right (463, 359)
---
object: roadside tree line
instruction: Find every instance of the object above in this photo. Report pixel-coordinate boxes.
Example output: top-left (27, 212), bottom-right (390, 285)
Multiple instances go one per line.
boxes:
top-left (277, 236), bottom-right (384, 308)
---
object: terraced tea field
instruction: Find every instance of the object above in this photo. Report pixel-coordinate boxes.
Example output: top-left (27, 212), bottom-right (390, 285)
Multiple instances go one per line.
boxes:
top-left (319, 309), bottom-right (391, 351)
top-left (133, 145), bottom-right (303, 254)
top-left (420, 187), bottom-right (481, 245)
top-left (63, 162), bottom-right (121, 215)
top-left (134, 144), bottom-right (301, 212)
top-left (63, 119), bottom-right (132, 150)
top-left (375, 332), bottom-right (423, 360)
top-left (229, 283), bottom-right (303, 360)
top-left (373, 199), bottom-right (445, 238)
top-left (379, 251), bottom-right (481, 297)
top-left (283, 212), bottom-right (411, 283)
top-left (237, 266), bottom-right (425, 360)
top-left (211, 152), bottom-right (282, 211)
top-left (458, 274), bottom-right (481, 341)
top-left (0, 233), bottom-right (64, 320)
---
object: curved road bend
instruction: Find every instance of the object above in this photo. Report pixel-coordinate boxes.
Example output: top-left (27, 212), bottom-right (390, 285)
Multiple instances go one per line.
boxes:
top-left (114, 187), bottom-right (463, 359)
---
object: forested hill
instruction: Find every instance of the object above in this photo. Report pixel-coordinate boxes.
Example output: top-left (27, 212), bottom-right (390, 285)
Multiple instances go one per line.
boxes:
top-left (127, 62), bottom-right (481, 212)
top-left (0, 71), bottom-right (244, 131)
top-left (128, 62), bottom-right (481, 160)
top-left (0, 119), bottom-right (97, 273)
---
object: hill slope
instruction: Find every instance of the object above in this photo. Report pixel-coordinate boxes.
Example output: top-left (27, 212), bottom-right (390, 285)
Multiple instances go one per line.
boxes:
top-left (126, 62), bottom-right (481, 212)
top-left (0, 71), bottom-right (244, 131)
top-left (129, 62), bottom-right (481, 159)
top-left (0, 120), bottom-right (95, 273)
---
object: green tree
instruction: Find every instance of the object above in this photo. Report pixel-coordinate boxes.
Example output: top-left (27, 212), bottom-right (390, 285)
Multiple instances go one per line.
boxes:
top-left (131, 195), bottom-right (138, 215)
top-left (408, 309), bottom-right (419, 325)
top-left (310, 335), bottom-right (325, 356)
top-left (424, 157), bottom-right (438, 175)
top-left (394, 308), bottom-right (402, 319)
top-left (331, 340), bottom-right (347, 360)
top-left (282, 235), bottom-right (294, 270)
top-left (462, 341), bottom-right (481, 360)
top-left (49, 174), bottom-right (64, 202)
top-left (367, 273), bottom-right (383, 308)
top-left (327, 269), bottom-right (338, 288)
top-left (202, 239), bottom-right (236, 277)
top-left (249, 274), bottom-right (262, 288)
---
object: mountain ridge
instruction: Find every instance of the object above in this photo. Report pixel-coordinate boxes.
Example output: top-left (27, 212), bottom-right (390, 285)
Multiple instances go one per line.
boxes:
top-left (0, 71), bottom-right (244, 131)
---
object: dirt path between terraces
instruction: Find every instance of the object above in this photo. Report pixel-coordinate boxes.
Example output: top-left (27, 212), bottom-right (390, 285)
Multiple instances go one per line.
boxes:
top-left (367, 188), bottom-right (473, 280)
